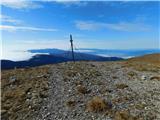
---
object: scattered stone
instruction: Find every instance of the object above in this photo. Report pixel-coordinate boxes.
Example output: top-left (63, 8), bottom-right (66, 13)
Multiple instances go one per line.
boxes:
top-left (141, 75), bottom-right (147, 80)
top-left (37, 75), bottom-right (45, 78)
top-left (9, 76), bottom-right (16, 83)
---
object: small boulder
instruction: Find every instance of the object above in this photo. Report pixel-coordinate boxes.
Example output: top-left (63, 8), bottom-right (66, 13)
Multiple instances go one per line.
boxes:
top-left (141, 75), bottom-right (147, 80)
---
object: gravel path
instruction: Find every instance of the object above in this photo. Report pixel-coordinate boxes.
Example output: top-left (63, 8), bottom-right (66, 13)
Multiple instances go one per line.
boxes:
top-left (35, 61), bottom-right (160, 120)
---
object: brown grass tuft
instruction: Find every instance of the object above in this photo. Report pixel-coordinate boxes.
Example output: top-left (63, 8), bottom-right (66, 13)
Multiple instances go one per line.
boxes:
top-left (112, 76), bottom-right (118, 79)
top-left (86, 96), bottom-right (111, 112)
top-left (150, 76), bottom-right (160, 81)
top-left (114, 110), bottom-right (137, 120)
top-left (116, 84), bottom-right (128, 89)
top-left (66, 100), bottom-right (76, 108)
top-left (127, 71), bottom-right (137, 77)
top-left (76, 85), bottom-right (88, 94)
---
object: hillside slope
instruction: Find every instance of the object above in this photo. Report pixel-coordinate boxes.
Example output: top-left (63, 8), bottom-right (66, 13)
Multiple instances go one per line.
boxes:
top-left (127, 53), bottom-right (160, 64)
top-left (1, 54), bottom-right (160, 120)
top-left (124, 53), bottom-right (160, 72)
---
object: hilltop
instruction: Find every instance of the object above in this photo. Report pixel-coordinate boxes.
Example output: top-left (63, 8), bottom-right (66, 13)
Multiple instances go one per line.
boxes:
top-left (1, 53), bottom-right (160, 120)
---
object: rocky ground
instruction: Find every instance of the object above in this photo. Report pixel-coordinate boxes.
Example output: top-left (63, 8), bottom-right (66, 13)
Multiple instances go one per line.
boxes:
top-left (1, 54), bottom-right (160, 120)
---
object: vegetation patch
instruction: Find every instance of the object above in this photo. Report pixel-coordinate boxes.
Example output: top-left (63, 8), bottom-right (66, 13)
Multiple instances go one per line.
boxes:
top-left (112, 76), bottom-right (118, 79)
top-left (1, 65), bottom-right (50, 120)
top-left (127, 71), bottom-right (137, 77)
top-left (150, 76), bottom-right (160, 81)
top-left (76, 85), bottom-right (88, 94)
top-left (66, 100), bottom-right (76, 108)
top-left (86, 96), bottom-right (111, 112)
top-left (116, 83), bottom-right (128, 89)
top-left (135, 103), bottom-right (147, 110)
top-left (114, 110), bottom-right (137, 120)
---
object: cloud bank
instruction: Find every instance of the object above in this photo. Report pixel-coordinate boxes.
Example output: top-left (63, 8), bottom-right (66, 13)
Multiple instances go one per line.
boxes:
top-left (0, 25), bottom-right (58, 32)
top-left (0, 0), bottom-right (42, 9)
top-left (75, 20), bottom-right (150, 32)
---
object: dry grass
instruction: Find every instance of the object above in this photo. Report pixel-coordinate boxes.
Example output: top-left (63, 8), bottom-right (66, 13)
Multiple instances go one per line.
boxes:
top-left (65, 70), bottom-right (77, 77)
top-left (88, 69), bottom-right (101, 77)
top-left (86, 96), bottom-right (111, 112)
top-left (66, 100), bottom-right (76, 108)
top-left (127, 71), bottom-right (137, 77)
top-left (150, 76), bottom-right (160, 81)
top-left (124, 62), bottom-right (159, 72)
top-left (112, 76), bottom-right (118, 79)
top-left (114, 110), bottom-right (137, 120)
top-left (124, 53), bottom-right (160, 72)
top-left (76, 85), bottom-right (88, 94)
top-left (135, 102), bottom-right (147, 110)
top-left (1, 65), bottom-right (50, 120)
top-left (127, 53), bottom-right (160, 64)
top-left (116, 83), bottom-right (128, 89)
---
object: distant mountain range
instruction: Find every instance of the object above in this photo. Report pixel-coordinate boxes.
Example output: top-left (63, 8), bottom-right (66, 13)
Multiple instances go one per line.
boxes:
top-left (2, 48), bottom-right (159, 70)
top-left (28, 49), bottom-right (124, 61)
top-left (1, 50), bottom-right (123, 70)
top-left (28, 48), bottom-right (160, 58)
top-left (74, 48), bottom-right (160, 58)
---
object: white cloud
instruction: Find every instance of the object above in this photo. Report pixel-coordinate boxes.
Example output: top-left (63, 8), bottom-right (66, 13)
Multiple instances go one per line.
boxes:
top-left (0, 25), bottom-right (58, 32)
top-left (75, 21), bottom-right (102, 30)
top-left (0, 0), bottom-right (42, 9)
top-left (105, 22), bottom-right (150, 31)
top-left (75, 20), bottom-right (150, 32)
top-left (0, 0), bottom-right (88, 9)
top-left (55, 1), bottom-right (88, 7)
top-left (0, 14), bottom-right (22, 24)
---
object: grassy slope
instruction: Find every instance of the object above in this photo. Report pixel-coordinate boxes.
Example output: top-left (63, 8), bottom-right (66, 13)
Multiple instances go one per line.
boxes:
top-left (127, 53), bottom-right (160, 65)
top-left (1, 65), bottom-right (50, 120)
top-left (124, 53), bottom-right (160, 72)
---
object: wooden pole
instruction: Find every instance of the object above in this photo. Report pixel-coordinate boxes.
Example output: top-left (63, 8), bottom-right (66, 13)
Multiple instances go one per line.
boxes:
top-left (70, 34), bottom-right (75, 62)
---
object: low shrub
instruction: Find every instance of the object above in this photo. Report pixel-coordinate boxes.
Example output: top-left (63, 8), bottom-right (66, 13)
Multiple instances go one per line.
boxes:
top-left (86, 96), bottom-right (111, 112)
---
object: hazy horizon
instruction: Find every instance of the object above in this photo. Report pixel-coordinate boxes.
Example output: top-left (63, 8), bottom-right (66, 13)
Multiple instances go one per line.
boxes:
top-left (1, 48), bottom-right (159, 61)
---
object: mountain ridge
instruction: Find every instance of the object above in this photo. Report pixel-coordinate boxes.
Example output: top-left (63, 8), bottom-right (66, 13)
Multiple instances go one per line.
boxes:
top-left (1, 52), bottom-right (123, 70)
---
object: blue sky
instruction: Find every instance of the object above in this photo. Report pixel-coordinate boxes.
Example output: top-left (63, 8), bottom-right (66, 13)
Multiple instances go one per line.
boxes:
top-left (0, 1), bottom-right (159, 60)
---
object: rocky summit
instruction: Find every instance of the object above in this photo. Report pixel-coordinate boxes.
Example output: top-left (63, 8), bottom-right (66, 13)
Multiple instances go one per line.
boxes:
top-left (1, 54), bottom-right (160, 120)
